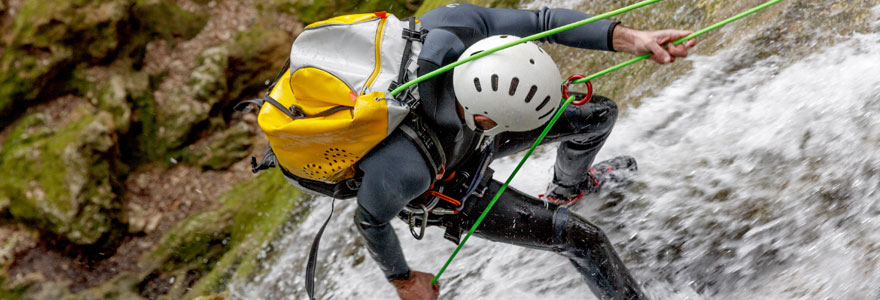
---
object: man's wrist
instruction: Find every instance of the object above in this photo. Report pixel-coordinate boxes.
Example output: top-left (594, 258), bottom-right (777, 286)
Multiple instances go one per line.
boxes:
top-left (607, 21), bottom-right (622, 52)
top-left (612, 25), bottom-right (635, 55)
top-left (388, 270), bottom-right (412, 282)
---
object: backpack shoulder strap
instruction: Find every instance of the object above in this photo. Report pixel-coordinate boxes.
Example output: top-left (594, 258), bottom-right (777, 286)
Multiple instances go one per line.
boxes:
top-left (391, 17), bottom-right (428, 108)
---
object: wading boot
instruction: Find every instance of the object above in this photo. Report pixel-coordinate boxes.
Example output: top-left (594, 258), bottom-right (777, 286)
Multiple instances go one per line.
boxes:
top-left (540, 155), bottom-right (638, 205)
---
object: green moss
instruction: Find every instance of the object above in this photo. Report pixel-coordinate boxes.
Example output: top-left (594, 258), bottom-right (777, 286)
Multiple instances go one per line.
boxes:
top-left (0, 275), bottom-right (33, 300)
top-left (0, 105), bottom-right (119, 245)
top-left (0, 0), bottom-right (130, 122)
top-left (135, 170), bottom-right (307, 299)
top-left (184, 171), bottom-right (306, 298)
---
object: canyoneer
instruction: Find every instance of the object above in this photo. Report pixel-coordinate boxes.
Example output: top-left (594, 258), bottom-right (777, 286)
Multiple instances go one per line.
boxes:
top-left (237, 3), bottom-right (695, 299)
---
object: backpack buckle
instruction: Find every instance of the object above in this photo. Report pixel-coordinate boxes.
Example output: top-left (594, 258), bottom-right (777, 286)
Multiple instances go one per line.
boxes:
top-left (402, 28), bottom-right (428, 43)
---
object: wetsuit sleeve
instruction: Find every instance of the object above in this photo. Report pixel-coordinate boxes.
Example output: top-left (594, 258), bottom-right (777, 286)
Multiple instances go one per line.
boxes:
top-left (419, 3), bottom-right (620, 51)
top-left (355, 131), bottom-right (433, 280)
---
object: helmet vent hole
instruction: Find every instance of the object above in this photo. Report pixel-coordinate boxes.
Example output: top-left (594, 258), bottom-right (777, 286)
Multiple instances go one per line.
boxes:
top-left (470, 50), bottom-right (484, 57)
top-left (536, 95), bottom-right (551, 111)
top-left (473, 78), bottom-right (482, 92)
top-left (538, 106), bottom-right (556, 120)
top-left (500, 35), bottom-right (508, 38)
top-left (529, 59), bottom-right (535, 65)
top-left (524, 85), bottom-right (538, 103)
top-left (491, 74), bottom-right (499, 91)
top-left (508, 78), bottom-right (519, 96)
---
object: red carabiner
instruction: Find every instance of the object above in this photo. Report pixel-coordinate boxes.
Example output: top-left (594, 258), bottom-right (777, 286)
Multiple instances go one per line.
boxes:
top-left (561, 75), bottom-right (593, 106)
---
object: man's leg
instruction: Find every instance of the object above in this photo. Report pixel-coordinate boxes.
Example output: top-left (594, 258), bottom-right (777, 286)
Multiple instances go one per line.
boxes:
top-left (494, 94), bottom-right (618, 188)
top-left (355, 130), bottom-right (434, 280)
top-left (457, 179), bottom-right (647, 300)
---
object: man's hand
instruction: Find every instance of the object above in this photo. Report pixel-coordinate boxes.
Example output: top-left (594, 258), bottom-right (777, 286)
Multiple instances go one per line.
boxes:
top-left (612, 25), bottom-right (697, 64)
top-left (390, 271), bottom-right (440, 300)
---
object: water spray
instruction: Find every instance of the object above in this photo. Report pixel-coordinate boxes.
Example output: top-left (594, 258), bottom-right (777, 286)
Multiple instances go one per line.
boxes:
top-left (407, 0), bottom-right (786, 285)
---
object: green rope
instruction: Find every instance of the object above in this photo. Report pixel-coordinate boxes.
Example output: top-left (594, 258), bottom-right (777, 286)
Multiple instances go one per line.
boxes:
top-left (572, 0), bottom-right (784, 84)
top-left (432, 0), bottom-right (785, 285)
top-left (389, 0), bottom-right (664, 97)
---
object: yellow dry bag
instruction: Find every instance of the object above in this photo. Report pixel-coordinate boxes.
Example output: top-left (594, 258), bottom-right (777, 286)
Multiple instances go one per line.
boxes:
top-left (236, 12), bottom-right (443, 198)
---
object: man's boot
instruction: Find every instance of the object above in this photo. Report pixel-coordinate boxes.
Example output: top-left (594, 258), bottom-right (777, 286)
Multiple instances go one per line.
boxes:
top-left (540, 155), bottom-right (638, 205)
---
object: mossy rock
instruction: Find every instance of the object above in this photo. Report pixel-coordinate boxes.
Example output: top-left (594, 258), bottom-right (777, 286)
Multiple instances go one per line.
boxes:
top-left (258, 0), bottom-right (420, 25)
top-left (180, 121), bottom-right (253, 170)
top-left (151, 46), bottom-right (227, 154)
top-left (0, 102), bottom-right (121, 245)
top-left (416, 0), bottom-right (521, 16)
top-left (225, 25), bottom-right (293, 106)
top-left (186, 46), bottom-right (230, 106)
top-left (0, 274), bottom-right (35, 300)
top-left (132, 0), bottom-right (209, 41)
top-left (0, 0), bottom-right (133, 125)
top-left (69, 65), bottom-right (151, 135)
top-left (134, 170), bottom-right (308, 299)
top-left (0, 0), bottom-right (208, 127)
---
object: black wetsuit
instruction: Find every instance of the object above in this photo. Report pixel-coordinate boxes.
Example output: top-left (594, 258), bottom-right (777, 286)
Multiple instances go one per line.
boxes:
top-left (354, 4), bottom-right (646, 299)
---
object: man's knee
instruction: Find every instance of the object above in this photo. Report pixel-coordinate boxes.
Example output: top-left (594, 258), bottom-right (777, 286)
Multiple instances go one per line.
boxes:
top-left (564, 95), bottom-right (618, 133)
top-left (355, 204), bottom-right (387, 232)
top-left (552, 207), bottom-right (611, 250)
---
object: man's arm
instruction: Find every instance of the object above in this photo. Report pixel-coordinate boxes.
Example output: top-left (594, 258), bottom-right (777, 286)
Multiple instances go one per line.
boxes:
top-left (419, 4), bottom-right (696, 64)
top-left (419, 3), bottom-right (618, 51)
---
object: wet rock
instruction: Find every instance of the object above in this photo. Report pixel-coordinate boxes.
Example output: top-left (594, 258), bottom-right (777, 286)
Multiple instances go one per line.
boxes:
top-left (0, 101), bottom-right (121, 245)
top-left (181, 121), bottom-right (253, 170)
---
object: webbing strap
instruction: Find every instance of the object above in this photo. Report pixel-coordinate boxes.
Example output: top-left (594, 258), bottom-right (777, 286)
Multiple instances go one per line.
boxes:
top-left (391, 17), bottom-right (425, 107)
top-left (398, 114), bottom-right (446, 178)
top-left (263, 95), bottom-right (299, 120)
top-left (306, 198), bottom-right (335, 300)
top-left (233, 98), bottom-right (267, 113)
top-left (250, 147), bottom-right (277, 173)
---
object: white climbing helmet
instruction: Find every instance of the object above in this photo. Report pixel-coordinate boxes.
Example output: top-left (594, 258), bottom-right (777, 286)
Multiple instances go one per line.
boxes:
top-left (453, 35), bottom-right (563, 136)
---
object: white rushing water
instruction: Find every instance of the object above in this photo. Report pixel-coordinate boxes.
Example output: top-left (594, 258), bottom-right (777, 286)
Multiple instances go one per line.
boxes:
top-left (233, 5), bottom-right (880, 300)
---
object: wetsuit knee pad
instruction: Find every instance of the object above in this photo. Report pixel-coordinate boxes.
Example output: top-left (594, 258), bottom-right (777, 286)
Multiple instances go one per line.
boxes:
top-left (354, 205), bottom-right (383, 231)
top-left (563, 95), bottom-right (618, 133)
top-left (553, 207), bottom-right (609, 250)
top-left (552, 206), bottom-right (570, 246)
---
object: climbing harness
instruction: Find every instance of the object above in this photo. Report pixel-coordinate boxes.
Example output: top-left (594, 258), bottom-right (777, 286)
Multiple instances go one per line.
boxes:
top-left (400, 141), bottom-right (494, 243)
